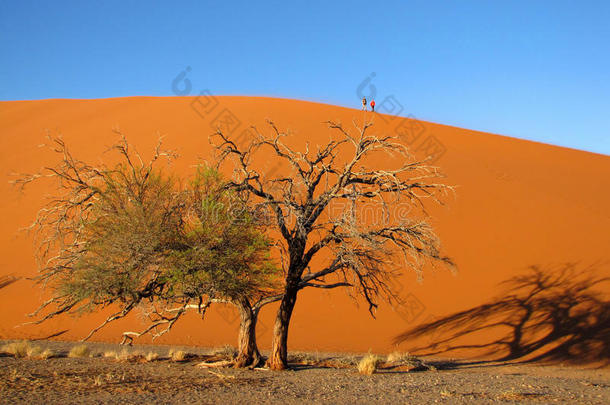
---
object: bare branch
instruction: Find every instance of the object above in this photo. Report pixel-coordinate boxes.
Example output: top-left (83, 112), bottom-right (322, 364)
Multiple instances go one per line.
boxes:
top-left (212, 119), bottom-right (453, 317)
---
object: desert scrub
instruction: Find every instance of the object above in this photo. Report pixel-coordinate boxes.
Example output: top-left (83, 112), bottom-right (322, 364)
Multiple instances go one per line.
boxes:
top-left (145, 351), bottom-right (159, 362)
top-left (169, 349), bottom-right (188, 362)
top-left (118, 349), bottom-right (144, 362)
top-left (386, 351), bottom-right (417, 365)
top-left (103, 349), bottom-right (145, 362)
top-left (357, 353), bottom-right (382, 375)
top-left (26, 345), bottom-right (43, 358)
top-left (37, 348), bottom-right (55, 359)
top-left (2, 341), bottom-right (32, 358)
top-left (2, 342), bottom-right (55, 359)
top-left (68, 344), bottom-right (91, 358)
top-left (385, 351), bottom-right (432, 371)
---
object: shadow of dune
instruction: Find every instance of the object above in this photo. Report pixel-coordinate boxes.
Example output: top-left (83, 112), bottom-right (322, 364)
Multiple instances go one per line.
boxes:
top-left (394, 263), bottom-right (610, 366)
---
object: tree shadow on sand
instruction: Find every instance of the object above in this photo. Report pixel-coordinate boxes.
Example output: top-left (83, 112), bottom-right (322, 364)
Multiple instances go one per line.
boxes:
top-left (0, 275), bottom-right (19, 290)
top-left (394, 263), bottom-right (610, 366)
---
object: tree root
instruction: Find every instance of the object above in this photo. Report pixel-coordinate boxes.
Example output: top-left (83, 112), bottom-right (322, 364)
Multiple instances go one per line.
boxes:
top-left (197, 354), bottom-right (265, 369)
top-left (197, 360), bottom-right (233, 368)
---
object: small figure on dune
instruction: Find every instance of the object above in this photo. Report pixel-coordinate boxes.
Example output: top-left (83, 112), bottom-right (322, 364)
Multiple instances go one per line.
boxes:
top-left (362, 97), bottom-right (367, 111)
top-left (370, 99), bottom-right (375, 112)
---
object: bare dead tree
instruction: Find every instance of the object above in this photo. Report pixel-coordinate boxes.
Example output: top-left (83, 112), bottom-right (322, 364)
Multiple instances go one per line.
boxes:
top-left (212, 118), bottom-right (454, 369)
top-left (13, 133), bottom-right (279, 368)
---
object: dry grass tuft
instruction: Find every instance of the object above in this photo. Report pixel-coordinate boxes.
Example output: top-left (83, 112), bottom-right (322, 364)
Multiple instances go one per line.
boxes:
top-left (169, 349), bottom-right (188, 362)
top-left (113, 349), bottom-right (145, 362)
top-left (386, 351), bottom-right (417, 364)
top-left (357, 353), bottom-right (381, 375)
top-left (2, 341), bottom-right (55, 360)
top-left (37, 348), bottom-right (55, 360)
top-left (385, 351), bottom-right (433, 371)
top-left (68, 344), bottom-right (91, 358)
top-left (103, 349), bottom-right (148, 362)
top-left (117, 349), bottom-right (131, 361)
top-left (2, 341), bottom-right (32, 358)
top-left (145, 351), bottom-right (159, 362)
top-left (26, 345), bottom-right (43, 358)
top-left (103, 350), bottom-right (118, 359)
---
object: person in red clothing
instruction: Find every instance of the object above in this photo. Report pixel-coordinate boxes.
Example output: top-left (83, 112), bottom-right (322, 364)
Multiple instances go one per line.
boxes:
top-left (370, 99), bottom-right (376, 112)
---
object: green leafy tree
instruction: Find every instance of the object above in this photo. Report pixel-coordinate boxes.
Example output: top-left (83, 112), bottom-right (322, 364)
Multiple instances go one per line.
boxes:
top-left (15, 134), bottom-right (278, 367)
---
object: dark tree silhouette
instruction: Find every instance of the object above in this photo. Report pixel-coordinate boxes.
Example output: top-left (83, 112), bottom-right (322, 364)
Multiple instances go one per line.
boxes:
top-left (212, 119), bottom-right (453, 369)
top-left (394, 263), bottom-right (610, 365)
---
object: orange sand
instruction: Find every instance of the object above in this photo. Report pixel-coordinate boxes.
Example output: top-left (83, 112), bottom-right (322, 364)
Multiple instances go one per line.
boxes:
top-left (1, 96), bottom-right (609, 362)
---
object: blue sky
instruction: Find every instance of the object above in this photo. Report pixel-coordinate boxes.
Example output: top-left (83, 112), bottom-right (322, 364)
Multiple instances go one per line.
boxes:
top-left (1, 1), bottom-right (609, 155)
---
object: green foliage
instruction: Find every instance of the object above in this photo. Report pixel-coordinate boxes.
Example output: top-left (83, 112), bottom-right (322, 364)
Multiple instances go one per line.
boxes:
top-left (26, 136), bottom-right (278, 337)
top-left (166, 165), bottom-right (277, 301)
top-left (60, 167), bottom-right (184, 311)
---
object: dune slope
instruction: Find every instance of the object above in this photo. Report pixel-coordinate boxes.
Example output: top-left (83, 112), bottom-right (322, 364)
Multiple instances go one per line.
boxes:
top-left (1, 96), bottom-right (609, 363)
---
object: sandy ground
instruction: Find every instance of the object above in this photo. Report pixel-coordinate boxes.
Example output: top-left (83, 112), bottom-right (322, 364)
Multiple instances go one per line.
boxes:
top-left (1, 340), bottom-right (609, 405)
top-left (1, 96), bottom-right (609, 359)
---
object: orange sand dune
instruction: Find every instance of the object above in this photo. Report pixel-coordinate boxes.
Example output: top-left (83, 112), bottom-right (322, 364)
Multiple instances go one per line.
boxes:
top-left (1, 96), bottom-right (609, 364)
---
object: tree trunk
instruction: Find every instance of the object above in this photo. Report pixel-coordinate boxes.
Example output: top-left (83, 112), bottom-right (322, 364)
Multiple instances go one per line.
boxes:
top-left (233, 297), bottom-right (262, 368)
top-left (267, 286), bottom-right (298, 370)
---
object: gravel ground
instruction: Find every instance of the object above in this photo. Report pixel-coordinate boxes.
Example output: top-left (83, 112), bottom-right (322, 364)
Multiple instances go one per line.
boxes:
top-left (1, 340), bottom-right (608, 404)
